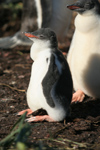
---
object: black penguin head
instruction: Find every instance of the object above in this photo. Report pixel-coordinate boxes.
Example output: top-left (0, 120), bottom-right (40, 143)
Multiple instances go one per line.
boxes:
top-left (24, 28), bottom-right (58, 49)
top-left (67, 0), bottom-right (100, 15)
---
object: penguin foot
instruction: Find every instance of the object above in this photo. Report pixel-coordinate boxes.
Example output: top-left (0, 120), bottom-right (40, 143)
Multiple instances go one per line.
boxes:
top-left (72, 90), bottom-right (85, 103)
top-left (17, 109), bottom-right (33, 116)
top-left (26, 115), bottom-right (55, 122)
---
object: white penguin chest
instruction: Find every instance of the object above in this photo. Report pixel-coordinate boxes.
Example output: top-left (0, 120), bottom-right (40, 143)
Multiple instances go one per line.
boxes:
top-left (31, 57), bottom-right (49, 84)
top-left (27, 53), bottom-right (51, 110)
top-left (67, 15), bottom-right (100, 97)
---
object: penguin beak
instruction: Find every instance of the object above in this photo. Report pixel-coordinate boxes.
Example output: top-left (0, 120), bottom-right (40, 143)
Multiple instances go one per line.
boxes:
top-left (67, 2), bottom-right (85, 14)
top-left (67, 4), bottom-right (81, 10)
top-left (24, 32), bottom-right (39, 39)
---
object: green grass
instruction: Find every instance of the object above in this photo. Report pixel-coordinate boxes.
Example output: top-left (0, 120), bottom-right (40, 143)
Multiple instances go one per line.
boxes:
top-left (1, 2), bottom-right (23, 9)
top-left (0, 2), bottom-right (23, 20)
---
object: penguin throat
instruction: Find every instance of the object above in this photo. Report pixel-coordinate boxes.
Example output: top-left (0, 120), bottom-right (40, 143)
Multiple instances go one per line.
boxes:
top-left (30, 43), bottom-right (51, 61)
top-left (75, 13), bottom-right (99, 33)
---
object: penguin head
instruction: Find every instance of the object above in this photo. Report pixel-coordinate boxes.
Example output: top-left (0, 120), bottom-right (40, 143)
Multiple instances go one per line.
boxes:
top-left (24, 28), bottom-right (58, 49)
top-left (67, 0), bottom-right (100, 15)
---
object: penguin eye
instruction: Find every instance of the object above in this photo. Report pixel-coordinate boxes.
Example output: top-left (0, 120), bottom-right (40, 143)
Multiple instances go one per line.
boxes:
top-left (51, 36), bottom-right (54, 39)
top-left (39, 35), bottom-right (44, 38)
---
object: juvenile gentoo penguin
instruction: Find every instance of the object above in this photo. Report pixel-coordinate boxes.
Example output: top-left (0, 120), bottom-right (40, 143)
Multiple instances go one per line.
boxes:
top-left (18, 28), bottom-right (73, 122)
top-left (67, 0), bottom-right (100, 102)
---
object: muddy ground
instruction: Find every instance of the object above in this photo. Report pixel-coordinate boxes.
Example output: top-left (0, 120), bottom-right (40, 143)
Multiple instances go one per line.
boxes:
top-left (0, 4), bottom-right (100, 150)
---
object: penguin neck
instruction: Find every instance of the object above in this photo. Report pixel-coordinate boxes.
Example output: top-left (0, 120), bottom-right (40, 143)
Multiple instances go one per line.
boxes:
top-left (30, 42), bottom-right (51, 61)
top-left (75, 12), bottom-right (100, 33)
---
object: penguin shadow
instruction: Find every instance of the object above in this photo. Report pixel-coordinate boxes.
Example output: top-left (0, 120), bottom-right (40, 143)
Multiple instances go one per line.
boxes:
top-left (83, 54), bottom-right (100, 97)
top-left (71, 97), bottom-right (100, 119)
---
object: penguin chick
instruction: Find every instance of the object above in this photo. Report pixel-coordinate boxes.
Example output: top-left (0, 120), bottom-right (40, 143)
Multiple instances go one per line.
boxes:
top-left (67, 0), bottom-right (100, 102)
top-left (18, 28), bottom-right (73, 122)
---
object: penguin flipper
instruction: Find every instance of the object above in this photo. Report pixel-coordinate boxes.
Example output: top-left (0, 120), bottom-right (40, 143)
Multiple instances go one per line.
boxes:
top-left (42, 51), bottom-right (73, 109)
top-left (50, 51), bottom-right (73, 108)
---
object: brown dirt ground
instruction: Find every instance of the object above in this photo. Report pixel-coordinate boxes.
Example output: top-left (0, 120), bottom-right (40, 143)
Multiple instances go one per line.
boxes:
top-left (0, 5), bottom-right (100, 150)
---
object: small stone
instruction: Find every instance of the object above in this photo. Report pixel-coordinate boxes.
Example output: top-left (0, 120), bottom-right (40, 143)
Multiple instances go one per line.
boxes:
top-left (0, 67), bottom-right (4, 75)
top-left (10, 106), bottom-right (15, 108)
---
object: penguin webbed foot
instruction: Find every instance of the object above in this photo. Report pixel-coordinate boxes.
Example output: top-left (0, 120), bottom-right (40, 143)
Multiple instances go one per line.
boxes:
top-left (72, 90), bottom-right (85, 103)
top-left (26, 115), bottom-right (55, 122)
top-left (17, 109), bottom-right (33, 116)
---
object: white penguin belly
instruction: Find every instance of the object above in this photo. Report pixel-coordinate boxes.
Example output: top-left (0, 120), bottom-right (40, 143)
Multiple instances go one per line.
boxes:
top-left (27, 57), bottom-right (50, 111)
top-left (27, 55), bottom-right (67, 121)
top-left (68, 30), bottom-right (100, 98)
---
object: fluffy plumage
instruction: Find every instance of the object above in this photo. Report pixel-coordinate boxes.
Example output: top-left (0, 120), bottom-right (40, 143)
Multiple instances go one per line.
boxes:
top-left (25, 28), bottom-right (73, 121)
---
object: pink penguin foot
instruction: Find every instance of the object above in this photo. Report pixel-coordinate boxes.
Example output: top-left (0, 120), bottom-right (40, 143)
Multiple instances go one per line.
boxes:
top-left (26, 115), bottom-right (55, 122)
top-left (72, 90), bottom-right (85, 103)
top-left (17, 109), bottom-right (33, 116)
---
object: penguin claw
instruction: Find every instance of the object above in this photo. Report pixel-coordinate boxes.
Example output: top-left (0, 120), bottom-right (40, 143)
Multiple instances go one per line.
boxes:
top-left (17, 109), bottom-right (33, 116)
top-left (26, 115), bottom-right (55, 122)
top-left (72, 90), bottom-right (85, 103)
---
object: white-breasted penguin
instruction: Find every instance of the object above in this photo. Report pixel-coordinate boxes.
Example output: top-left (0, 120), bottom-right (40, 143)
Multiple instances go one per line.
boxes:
top-left (18, 28), bottom-right (73, 122)
top-left (67, 0), bottom-right (100, 102)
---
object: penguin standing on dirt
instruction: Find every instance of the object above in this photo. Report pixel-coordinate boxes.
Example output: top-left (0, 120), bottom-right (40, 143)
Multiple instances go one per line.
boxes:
top-left (67, 0), bottom-right (100, 102)
top-left (18, 28), bottom-right (73, 122)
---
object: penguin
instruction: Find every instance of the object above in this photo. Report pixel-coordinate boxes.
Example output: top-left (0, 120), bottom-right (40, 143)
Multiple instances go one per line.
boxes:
top-left (0, 0), bottom-right (74, 49)
top-left (66, 0), bottom-right (100, 102)
top-left (18, 28), bottom-right (73, 122)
